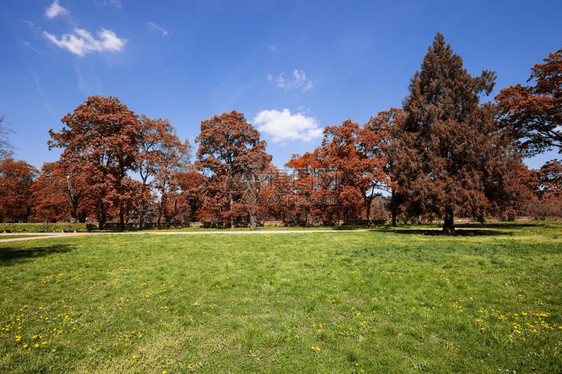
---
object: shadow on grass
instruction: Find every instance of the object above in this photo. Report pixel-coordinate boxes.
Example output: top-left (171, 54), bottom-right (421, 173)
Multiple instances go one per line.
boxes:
top-left (0, 244), bottom-right (74, 266)
top-left (383, 229), bottom-right (511, 237)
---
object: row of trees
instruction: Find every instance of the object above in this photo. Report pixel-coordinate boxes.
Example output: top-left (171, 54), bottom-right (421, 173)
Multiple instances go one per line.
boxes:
top-left (1, 34), bottom-right (560, 232)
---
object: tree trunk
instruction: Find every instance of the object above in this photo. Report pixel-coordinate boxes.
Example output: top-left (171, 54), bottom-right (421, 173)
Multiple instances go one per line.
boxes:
top-left (391, 190), bottom-right (397, 227)
top-left (229, 192), bottom-right (235, 228)
top-left (443, 207), bottom-right (455, 234)
top-left (138, 207), bottom-right (145, 230)
top-left (249, 211), bottom-right (257, 230)
top-left (67, 176), bottom-right (78, 224)
top-left (97, 200), bottom-right (106, 230)
top-left (119, 201), bottom-right (125, 231)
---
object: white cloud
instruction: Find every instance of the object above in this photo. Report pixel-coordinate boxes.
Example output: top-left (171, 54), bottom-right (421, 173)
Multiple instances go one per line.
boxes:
top-left (146, 22), bottom-right (169, 36)
top-left (43, 28), bottom-right (126, 56)
top-left (45, 0), bottom-right (69, 19)
top-left (269, 69), bottom-right (313, 92)
top-left (253, 108), bottom-right (323, 142)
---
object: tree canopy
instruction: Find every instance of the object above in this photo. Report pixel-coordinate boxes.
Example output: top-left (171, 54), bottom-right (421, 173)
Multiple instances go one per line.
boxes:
top-left (391, 33), bottom-right (525, 233)
top-left (2, 36), bottom-right (560, 228)
top-left (496, 49), bottom-right (562, 156)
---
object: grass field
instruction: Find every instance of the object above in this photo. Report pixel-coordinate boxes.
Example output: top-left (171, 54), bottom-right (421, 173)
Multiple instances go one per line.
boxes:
top-left (0, 226), bottom-right (560, 373)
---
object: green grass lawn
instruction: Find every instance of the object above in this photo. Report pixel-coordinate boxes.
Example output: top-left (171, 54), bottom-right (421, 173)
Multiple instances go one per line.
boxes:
top-left (0, 227), bottom-right (560, 373)
top-left (0, 235), bottom-right (44, 240)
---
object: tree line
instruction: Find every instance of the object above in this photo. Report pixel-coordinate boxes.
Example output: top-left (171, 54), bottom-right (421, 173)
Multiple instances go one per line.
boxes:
top-left (1, 34), bottom-right (560, 232)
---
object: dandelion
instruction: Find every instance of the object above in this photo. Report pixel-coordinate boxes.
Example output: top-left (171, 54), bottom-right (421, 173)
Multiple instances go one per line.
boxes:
top-left (132, 355), bottom-right (137, 359)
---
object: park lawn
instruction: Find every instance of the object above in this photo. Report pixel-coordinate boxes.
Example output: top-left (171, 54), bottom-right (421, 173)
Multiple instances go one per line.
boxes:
top-left (0, 235), bottom-right (44, 240)
top-left (0, 228), bottom-right (560, 373)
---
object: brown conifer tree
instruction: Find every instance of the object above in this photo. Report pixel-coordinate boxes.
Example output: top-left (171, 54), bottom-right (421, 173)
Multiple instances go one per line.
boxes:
top-left (393, 33), bottom-right (523, 233)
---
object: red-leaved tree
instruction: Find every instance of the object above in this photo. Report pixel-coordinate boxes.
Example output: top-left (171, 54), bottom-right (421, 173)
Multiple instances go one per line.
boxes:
top-left (496, 49), bottom-right (561, 156)
top-left (49, 96), bottom-right (140, 229)
top-left (0, 158), bottom-right (39, 222)
top-left (195, 111), bottom-right (272, 229)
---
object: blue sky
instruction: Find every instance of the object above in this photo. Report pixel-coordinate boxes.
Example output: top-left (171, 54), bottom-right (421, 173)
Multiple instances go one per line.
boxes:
top-left (1, 0), bottom-right (561, 171)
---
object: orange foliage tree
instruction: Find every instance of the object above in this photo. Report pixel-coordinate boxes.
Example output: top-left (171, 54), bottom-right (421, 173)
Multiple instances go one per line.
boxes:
top-left (49, 96), bottom-right (140, 229)
top-left (0, 158), bottom-right (39, 222)
top-left (286, 120), bottom-right (390, 224)
top-left (496, 49), bottom-right (561, 156)
top-left (136, 115), bottom-right (191, 228)
top-left (195, 111), bottom-right (272, 228)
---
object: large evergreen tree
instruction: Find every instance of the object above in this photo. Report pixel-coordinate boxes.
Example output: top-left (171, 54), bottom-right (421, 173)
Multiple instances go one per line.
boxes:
top-left (392, 33), bottom-right (524, 233)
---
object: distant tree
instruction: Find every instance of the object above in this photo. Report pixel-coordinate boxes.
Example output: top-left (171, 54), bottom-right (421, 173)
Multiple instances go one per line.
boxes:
top-left (260, 166), bottom-right (297, 224)
top-left (285, 151), bottom-right (325, 225)
top-left (537, 159), bottom-right (562, 201)
top-left (195, 111), bottom-right (272, 229)
top-left (0, 158), bottom-right (38, 222)
top-left (32, 162), bottom-right (70, 222)
top-left (496, 49), bottom-right (561, 156)
top-left (363, 109), bottom-right (403, 223)
top-left (31, 161), bottom-right (92, 223)
top-left (286, 119), bottom-right (391, 225)
top-left (393, 33), bottom-right (524, 233)
top-left (49, 96), bottom-right (140, 230)
top-left (0, 116), bottom-right (14, 161)
top-left (175, 169), bottom-right (207, 224)
top-left (136, 115), bottom-right (191, 229)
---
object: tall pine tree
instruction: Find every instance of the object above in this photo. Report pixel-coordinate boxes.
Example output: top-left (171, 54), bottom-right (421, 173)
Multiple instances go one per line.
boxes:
top-left (392, 33), bottom-right (525, 233)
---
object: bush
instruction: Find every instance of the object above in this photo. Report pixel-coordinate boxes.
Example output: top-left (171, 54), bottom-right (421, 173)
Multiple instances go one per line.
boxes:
top-left (0, 223), bottom-right (96, 233)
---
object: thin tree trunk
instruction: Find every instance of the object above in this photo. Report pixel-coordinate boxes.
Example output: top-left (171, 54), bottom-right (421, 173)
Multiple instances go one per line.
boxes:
top-left (229, 192), bottom-right (235, 228)
top-left (138, 203), bottom-right (145, 230)
top-left (98, 200), bottom-right (106, 230)
top-left (67, 176), bottom-right (78, 224)
top-left (119, 202), bottom-right (125, 231)
top-left (391, 191), bottom-right (397, 227)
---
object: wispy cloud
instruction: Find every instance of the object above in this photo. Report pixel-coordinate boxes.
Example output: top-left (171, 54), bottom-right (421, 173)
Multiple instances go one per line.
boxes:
top-left (253, 108), bottom-right (323, 142)
top-left (45, 0), bottom-right (69, 19)
top-left (43, 28), bottom-right (127, 56)
top-left (146, 22), bottom-right (169, 37)
top-left (268, 69), bottom-right (313, 92)
top-left (108, 0), bottom-right (121, 9)
top-left (21, 20), bottom-right (41, 31)
top-left (94, 0), bottom-right (122, 9)
top-left (22, 41), bottom-right (44, 54)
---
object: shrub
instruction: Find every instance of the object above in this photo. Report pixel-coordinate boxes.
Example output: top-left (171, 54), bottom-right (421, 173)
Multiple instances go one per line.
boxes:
top-left (0, 223), bottom-right (95, 233)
